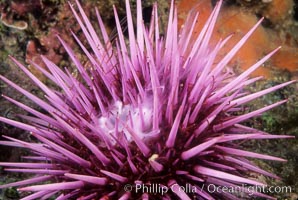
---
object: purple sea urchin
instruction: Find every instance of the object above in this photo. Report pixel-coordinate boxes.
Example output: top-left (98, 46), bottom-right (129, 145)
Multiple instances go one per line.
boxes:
top-left (0, 0), bottom-right (295, 199)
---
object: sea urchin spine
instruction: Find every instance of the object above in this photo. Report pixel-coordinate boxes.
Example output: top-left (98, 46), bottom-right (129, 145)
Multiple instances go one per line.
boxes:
top-left (0, 0), bottom-right (295, 199)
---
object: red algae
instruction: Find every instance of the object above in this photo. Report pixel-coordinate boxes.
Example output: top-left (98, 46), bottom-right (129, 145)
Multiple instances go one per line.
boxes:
top-left (10, 0), bottom-right (43, 16)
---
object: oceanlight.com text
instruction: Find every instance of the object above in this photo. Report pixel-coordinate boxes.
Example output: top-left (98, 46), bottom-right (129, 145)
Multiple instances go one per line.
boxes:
top-left (204, 184), bottom-right (292, 196)
top-left (123, 183), bottom-right (292, 196)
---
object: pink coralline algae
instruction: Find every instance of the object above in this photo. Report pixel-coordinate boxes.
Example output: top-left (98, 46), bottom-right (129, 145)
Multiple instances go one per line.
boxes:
top-left (0, 0), bottom-right (294, 199)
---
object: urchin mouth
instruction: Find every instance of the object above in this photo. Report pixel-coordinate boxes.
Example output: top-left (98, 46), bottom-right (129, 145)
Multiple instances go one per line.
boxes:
top-left (98, 100), bottom-right (160, 146)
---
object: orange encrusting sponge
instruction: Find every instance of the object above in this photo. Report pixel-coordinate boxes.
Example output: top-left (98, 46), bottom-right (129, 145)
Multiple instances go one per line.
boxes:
top-left (177, 0), bottom-right (297, 78)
